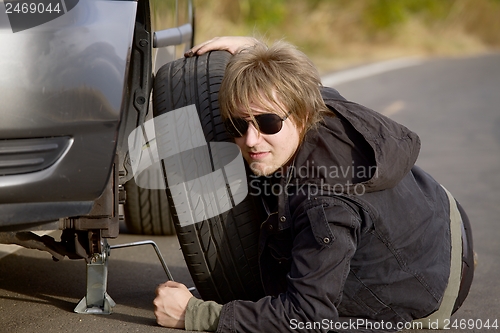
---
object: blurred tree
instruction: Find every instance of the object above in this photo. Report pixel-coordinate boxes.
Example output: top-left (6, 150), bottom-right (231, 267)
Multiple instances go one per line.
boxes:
top-left (190, 0), bottom-right (500, 72)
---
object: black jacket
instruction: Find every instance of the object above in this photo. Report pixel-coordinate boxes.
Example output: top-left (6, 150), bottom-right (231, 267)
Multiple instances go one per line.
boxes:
top-left (216, 87), bottom-right (452, 333)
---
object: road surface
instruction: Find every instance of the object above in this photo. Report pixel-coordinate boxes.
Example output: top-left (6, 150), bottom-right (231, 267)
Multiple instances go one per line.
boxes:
top-left (1, 52), bottom-right (499, 332)
top-left (335, 52), bottom-right (500, 333)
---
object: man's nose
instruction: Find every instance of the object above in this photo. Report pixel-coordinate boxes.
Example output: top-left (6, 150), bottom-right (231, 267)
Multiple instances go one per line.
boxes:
top-left (243, 122), bottom-right (261, 147)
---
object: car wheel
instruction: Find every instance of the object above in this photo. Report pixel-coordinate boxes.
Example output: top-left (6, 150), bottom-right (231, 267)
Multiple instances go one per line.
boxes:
top-left (153, 51), bottom-right (265, 303)
top-left (123, 178), bottom-right (175, 235)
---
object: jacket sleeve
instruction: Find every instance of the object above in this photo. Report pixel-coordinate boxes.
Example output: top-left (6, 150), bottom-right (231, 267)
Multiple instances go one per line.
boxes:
top-left (185, 296), bottom-right (223, 331)
top-left (216, 197), bottom-right (360, 333)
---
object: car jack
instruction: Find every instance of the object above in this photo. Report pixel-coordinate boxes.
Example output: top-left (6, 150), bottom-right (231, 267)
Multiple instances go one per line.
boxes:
top-left (74, 239), bottom-right (174, 314)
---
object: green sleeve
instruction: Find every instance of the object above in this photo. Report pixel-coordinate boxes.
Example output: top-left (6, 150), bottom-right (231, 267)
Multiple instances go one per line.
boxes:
top-left (185, 297), bottom-right (223, 332)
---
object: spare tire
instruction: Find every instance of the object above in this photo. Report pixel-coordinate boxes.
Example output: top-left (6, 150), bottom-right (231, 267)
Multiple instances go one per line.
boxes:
top-left (153, 51), bottom-right (265, 303)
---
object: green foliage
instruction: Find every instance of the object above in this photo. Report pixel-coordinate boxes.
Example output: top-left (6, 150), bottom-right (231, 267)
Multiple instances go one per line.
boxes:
top-left (366, 0), bottom-right (407, 29)
top-left (225, 0), bottom-right (459, 33)
top-left (364, 0), bottom-right (454, 30)
top-left (241, 0), bottom-right (288, 30)
top-left (193, 0), bottom-right (500, 70)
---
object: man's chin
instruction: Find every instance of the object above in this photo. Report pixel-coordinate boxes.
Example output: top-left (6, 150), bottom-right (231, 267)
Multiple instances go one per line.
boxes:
top-left (248, 162), bottom-right (279, 176)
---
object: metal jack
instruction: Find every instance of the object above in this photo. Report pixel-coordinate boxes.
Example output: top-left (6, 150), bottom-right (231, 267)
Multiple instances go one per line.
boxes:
top-left (73, 157), bottom-right (181, 315)
top-left (74, 239), bottom-right (115, 314)
top-left (74, 238), bottom-right (175, 314)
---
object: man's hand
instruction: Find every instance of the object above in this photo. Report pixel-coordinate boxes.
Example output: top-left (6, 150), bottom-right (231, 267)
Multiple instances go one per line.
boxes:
top-left (154, 281), bottom-right (194, 329)
top-left (185, 36), bottom-right (259, 57)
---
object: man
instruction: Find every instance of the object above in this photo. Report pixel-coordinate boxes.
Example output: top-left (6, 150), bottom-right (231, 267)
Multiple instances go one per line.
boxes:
top-left (153, 37), bottom-right (474, 332)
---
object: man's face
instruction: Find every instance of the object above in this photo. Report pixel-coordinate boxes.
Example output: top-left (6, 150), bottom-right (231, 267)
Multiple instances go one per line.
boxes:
top-left (232, 102), bottom-right (302, 176)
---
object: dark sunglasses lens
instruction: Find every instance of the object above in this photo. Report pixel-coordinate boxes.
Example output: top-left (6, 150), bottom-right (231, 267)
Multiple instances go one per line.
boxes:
top-left (224, 118), bottom-right (248, 137)
top-left (256, 114), bottom-right (283, 135)
top-left (224, 114), bottom-right (285, 137)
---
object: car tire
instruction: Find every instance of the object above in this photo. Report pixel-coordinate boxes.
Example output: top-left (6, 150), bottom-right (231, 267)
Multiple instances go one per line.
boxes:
top-left (123, 179), bottom-right (175, 235)
top-left (153, 51), bottom-right (265, 303)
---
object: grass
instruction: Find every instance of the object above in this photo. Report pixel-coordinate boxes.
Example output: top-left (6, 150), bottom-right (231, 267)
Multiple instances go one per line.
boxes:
top-left (189, 0), bottom-right (500, 73)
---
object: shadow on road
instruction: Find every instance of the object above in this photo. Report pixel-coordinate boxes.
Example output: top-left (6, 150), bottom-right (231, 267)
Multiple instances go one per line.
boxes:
top-left (0, 238), bottom-right (199, 332)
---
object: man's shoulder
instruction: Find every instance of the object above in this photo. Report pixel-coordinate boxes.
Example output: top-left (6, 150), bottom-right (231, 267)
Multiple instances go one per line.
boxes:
top-left (320, 86), bottom-right (348, 102)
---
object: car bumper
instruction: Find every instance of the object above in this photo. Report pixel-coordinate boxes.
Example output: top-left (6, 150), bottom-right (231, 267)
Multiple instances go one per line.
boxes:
top-left (0, 0), bottom-right (137, 226)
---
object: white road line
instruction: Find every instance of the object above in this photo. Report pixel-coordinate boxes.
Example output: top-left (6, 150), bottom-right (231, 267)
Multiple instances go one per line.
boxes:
top-left (382, 100), bottom-right (406, 117)
top-left (321, 57), bottom-right (424, 87)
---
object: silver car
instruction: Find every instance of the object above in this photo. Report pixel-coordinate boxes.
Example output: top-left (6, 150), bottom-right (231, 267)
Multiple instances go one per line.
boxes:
top-left (0, 0), bottom-right (194, 312)
top-left (1, 0), bottom-right (264, 314)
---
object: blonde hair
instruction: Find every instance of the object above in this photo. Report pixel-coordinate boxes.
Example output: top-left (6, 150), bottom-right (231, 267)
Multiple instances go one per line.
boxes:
top-left (219, 40), bottom-right (330, 140)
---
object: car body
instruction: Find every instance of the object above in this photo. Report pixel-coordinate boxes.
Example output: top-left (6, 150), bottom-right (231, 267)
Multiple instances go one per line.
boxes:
top-left (0, 0), bottom-right (192, 229)
top-left (0, 0), bottom-right (195, 313)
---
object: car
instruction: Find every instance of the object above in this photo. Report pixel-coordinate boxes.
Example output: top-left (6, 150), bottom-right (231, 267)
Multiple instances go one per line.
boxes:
top-left (0, 0), bottom-right (263, 315)
top-left (0, 0), bottom-right (197, 234)
top-left (0, 0), bottom-right (194, 313)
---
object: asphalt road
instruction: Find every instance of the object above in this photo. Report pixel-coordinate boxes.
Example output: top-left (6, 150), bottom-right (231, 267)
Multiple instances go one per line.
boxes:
top-left (1, 53), bottom-right (499, 333)
top-left (335, 52), bottom-right (500, 332)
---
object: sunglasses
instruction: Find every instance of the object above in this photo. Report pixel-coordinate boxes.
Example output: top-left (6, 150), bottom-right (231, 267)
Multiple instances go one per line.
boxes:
top-left (224, 113), bottom-right (290, 138)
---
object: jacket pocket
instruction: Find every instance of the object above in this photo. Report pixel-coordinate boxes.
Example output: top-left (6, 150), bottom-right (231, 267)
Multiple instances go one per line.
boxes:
top-left (307, 200), bottom-right (358, 247)
top-left (307, 204), bottom-right (336, 247)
